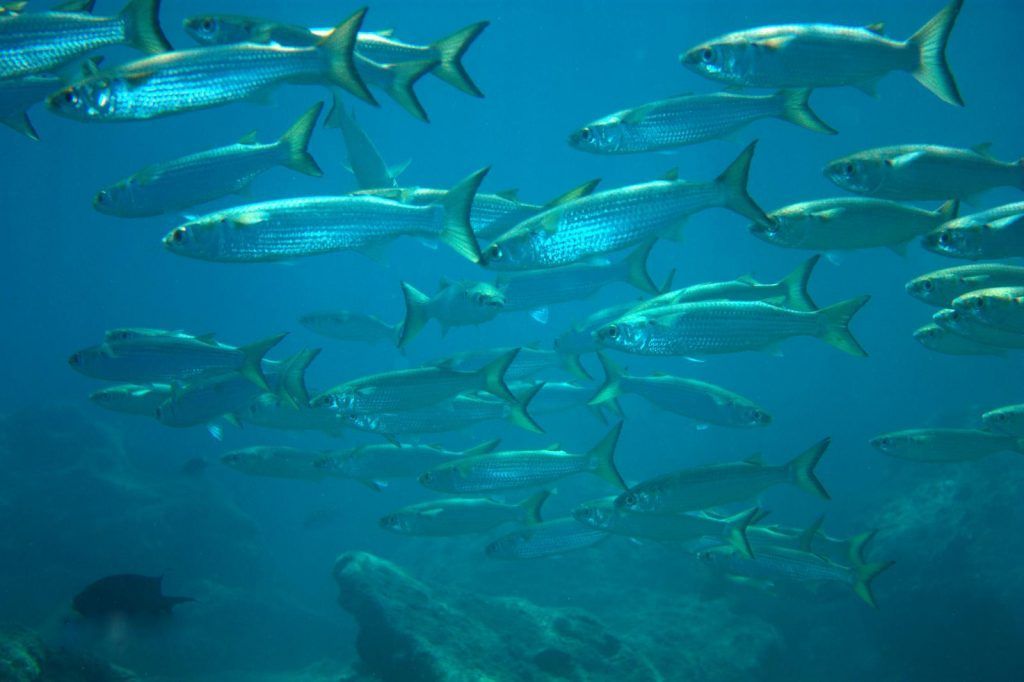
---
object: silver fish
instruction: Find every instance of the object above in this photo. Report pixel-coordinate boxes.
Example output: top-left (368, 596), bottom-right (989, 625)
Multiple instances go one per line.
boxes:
top-left (47, 9), bottom-right (373, 121)
top-left (921, 202), bottom-right (1024, 261)
top-left (982, 404), bottom-right (1024, 438)
top-left (870, 428), bottom-right (1024, 462)
top-left (659, 255), bottom-right (820, 311)
top-left (933, 308), bottom-right (1024, 349)
top-left (569, 89), bottom-right (834, 154)
top-left (380, 491), bottom-right (548, 537)
top-left (682, 0), bottom-right (964, 106)
top-left (485, 518), bottom-right (608, 559)
top-left (93, 103), bottom-right (323, 218)
top-left (616, 439), bottom-right (831, 514)
top-left (952, 287), bottom-right (1024, 333)
top-left (89, 383), bottom-right (170, 417)
top-left (243, 393), bottom-right (347, 436)
top-left (906, 264), bottom-right (1024, 308)
top-left (398, 279), bottom-right (505, 348)
top-left (299, 310), bottom-right (400, 346)
top-left (913, 323), bottom-right (1006, 356)
top-left (314, 438), bottom-right (500, 489)
top-left (221, 446), bottom-right (327, 481)
top-left (0, 0), bottom-right (169, 80)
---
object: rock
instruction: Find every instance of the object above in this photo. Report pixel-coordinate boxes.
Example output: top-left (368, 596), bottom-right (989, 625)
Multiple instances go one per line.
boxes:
top-left (0, 626), bottom-right (136, 682)
top-left (332, 551), bottom-right (663, 682)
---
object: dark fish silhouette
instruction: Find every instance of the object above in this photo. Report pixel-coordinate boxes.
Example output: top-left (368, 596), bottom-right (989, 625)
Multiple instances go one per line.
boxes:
top-left (73, 574), bottom-right (194, 619)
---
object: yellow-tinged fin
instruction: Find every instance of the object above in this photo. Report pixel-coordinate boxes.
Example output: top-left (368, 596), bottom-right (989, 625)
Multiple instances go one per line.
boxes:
top-left (777, 254), bottom-right (820, 311)
top-left (776, 89), bottom-right (837, 135)
top-left (375, 58), bottom-right (437, 123)
top-left (519, 489), bottom-right (551, 525)
top-left (723, 507), bottom-right (760, 560)
top-left (277, 347), bottom-right (320, 408)
top-left (785, 437), bottom-right (831, 500)
top-left (463, 438), bottom-right (501, 456)
top-left (277, 101), bottom-right (324, 177)
top-left (865, 22), bottom-right (886, 35)
top-left (506, 380), bottom-right (545, 433)
top-left (588, 352), bottom-right (625, 407)
top-left (853, 559), bottom-right (895, 609)
top-left (587, 422), bottom-right (625, 489)
top-left (935, 199), bottom-right (959, 221)
top-left (1, 112), bottom-right (39, 142)
top-left (542, 178), bottom-right (601, 210)
top-left (439, 167), bottom-right (488, 263)
top-left (622, 238), bottom-right (659, 294)
top-left (797, 514), bottom-right (825, 553)
top-left (495, 188), bottom-right (519, 201)
top-left (816, 294), bottom-right (871, 357)
top-left (320, 8), bottom-right (377, 106)
top-left (715, 140), bottom-right (771, 227)
top-left (57, 0), bottom-right (95, 12)
top-left (237, 332), bottom-right (287, 391)
top-left (558, 349), bottom-right (592, 381)
top-left (476, 347), bottom-right (519, 403)
top-left (119, 0), bottom-right (172, 54)
top-left (907, 0), bottom-right (964, 106)
top-left (429, 21), bottom-right (489, 97)
top-left (848, 528), bottom-right (880, 566)
top-left (398, 281), bottom-right (432, 349)
top-left (238, 130), bottom-right (259, 145)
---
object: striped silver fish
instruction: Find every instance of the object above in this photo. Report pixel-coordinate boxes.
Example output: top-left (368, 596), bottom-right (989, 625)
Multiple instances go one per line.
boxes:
top-left (94, 103), bottom-right (323, 218)
top-left (480, 142), bottom-right (770, 270)
top-left (162, 168), bottom-right (486, 263)
top-left (952, 287), bottom-right (1024, 333)
top-left (921, 202), bottom-right (1024, 261)
top-left (658, 255), bottom-right (819, 311)
top-left (933, 308), bottom-right (1024, 349)
top-left (682, 0), bottom-right (964, 106)
top-left (907, 264), bottom-right (1024, 308)
top-left (616, 438), bottom-right (830, 514)
top-left (0, 0), bottom-right (169, 80)
top-left (243, 393), bottom-right (347, 436)
top-left (89, 383), bottom-right (170, 417)
top-left (314, 438), bottom-right (499, 489)
top-left (47, 9), bottom-right (373, 122)
top-left (485, 518), bottom-right (608, 559)
top-left (595, 296), bottom-right (870, 357)
top-left (418, 423), bottom-right (624, 494)
top-left (299, 310), bottom-right (400, 346)
top-left (569, 89), bottom-right (833, 154)
top-left (825, 144), bottom-right (1024, 200)
top-left (380, 491), bottom-right (548, 537)
top-left (398, 279), bottom-right (505, 348)
top-left (870, 428), bottom-right (1024, 462)
top-left (221, 446), bottom-right (327, 481)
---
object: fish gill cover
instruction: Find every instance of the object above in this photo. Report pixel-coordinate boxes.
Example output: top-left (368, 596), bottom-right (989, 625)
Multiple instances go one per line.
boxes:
top-left (2, 0), bottom-right (1024, 680)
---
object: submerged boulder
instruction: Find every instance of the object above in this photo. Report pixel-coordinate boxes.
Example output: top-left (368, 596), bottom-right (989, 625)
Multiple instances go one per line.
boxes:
top-left (0, 626), bottom-right (135, 682)
top-left (332, 551), bottom-right (662, 682)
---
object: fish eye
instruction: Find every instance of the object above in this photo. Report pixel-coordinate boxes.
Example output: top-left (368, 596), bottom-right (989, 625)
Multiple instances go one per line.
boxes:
top-left (844, 163), bottom-right (855, 176)
top-left (68, 353), bottom-right (81, 365)
top-left (701, 48), bottom-right (714, 62)
top-left (487, 244), bottom-right (503, 260)
top-left (922, 280), bottom-right (934, 291)
top-left (201, 17), bottom-right (215, 32)
top-left (973, 298), bottom-right (986, 310)
top-left (877, 438), bottom-right (890, 447)
top-left (64, 90), bottom-right (79, 105)
top-left (420, 471), bottom-right (433, 483)
top-left (623, 493), bottom-right (637, 506)
top-left (171, 228), bottom-right (185, 243)
top-left (938, 232), bottom-right (951, 246)
top-left (605, 325), bottom-right (618, 339)
top-left (95, 190), bottom-right (109, 205)
top-left (580, 127), bottom-right (592, 141)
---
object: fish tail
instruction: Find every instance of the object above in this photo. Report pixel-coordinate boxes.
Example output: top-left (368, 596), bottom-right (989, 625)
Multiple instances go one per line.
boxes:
top-left (785, 437), bottom-right (831, 500)
top-left (622, 238), bottom-right (659, 294)
top-left (398, 282), bottom-right (432, 348)
top-left (320, 8), bottom-right (377, 105)
top-left (587, 422), bottom-right (626, 489)
top-left (907, 0), bottom-right (964, 106)
top-left (277, 102), bottom-right (324, 177)
top-left (588, 352), bottom-right (624, 407)
top-left (519, 489), bottom-right (551, 525)
top-left (376, 59), bottom-right (438, 123)
top-left (933, 199), bottom-right (960, 222)
top-left (847, 528), bottom-right (880, 566)
top-left (478, 347), bottom-right (519, 403)
top-left (430, 21), bottom-right (490, 97)
top-left (439, 167), bottom-right (488, 263)
top-left (816, 294), bottom-right (871, 356)
top-left (507, 381), bottom-right (545, 433)
top-left (119, 0), bottom-right (172, 54)
top-left (1, 112), bottom-right (39, 142)
top-left (657, 267), bottom-right (677, 294)
top-left (557, 350), bottom-right (592, 380)
top-left (715, 140), bottom-right (771, 227)
top-left (853, 559), bottom-right (895, 609)
top-left (721, 507), bottom-right (760, 560)
top-left (277, 347), bottom-right (320, 408)
top-left (238, 332), bottom-right (288, 391)
top-left (775, 89), bottom-right (836, 135)
top-left (796, 514), bottom-right (826, 553)
top-left (778, 254), bottom-right (820, 311)
top-left (462, 437), bottom-right (501, 456)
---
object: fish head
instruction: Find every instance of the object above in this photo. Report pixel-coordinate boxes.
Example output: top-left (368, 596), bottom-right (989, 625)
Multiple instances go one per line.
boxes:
top-left (921, 226), bottom-right (982, 260)
top-left (484, 531), bottom-right (527, 559)
top-left (153, 399), bottom-right (176, 425)
top-left (417, 466), bottom-right (453, 492)
top-left (749, 211), bottom-right (804, 247)
top-left (183, 15), bottom-right (253, 46)
top-left (460, 282), bottom-right (505, 319)
top-left (912, 324), bottom-right (944, 349)
top-left (868, 432), bottom-right (921, 457)
top-left (727, 400), bottom-right (773, 428)
top-left (932, 307), bottom-right (970, 336)
top-left (593, 317), bottom-right (652, 353)
top-left (953, 288), bottom-right (1024, 327)
top-left (904, 274), bottom-right (944, 305)
top-left (47, 76), bottom-right (121, 121)
top-left (614, 488), bottom-right (654, 514)
top-left (823, 156), bottom-right (886, 195)
top-left (479, 226), bottom-right (548, 270)
top-left (680, 35), bottom-right (749, 83)
top-left (568, 117), bottom-right (624, 154)
top-left (220, 452), bottom-right (243, 468)
top-left (378, 513), bottom-right (410, 533)
top-left (982, 407), bottom-right (1023, 435)
top-left (571, 501), bottom-right (614, 530)
top-left (92, 179), bottom-right (140, 216)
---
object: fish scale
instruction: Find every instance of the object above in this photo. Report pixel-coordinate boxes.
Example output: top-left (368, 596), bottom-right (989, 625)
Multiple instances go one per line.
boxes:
top-left (486, 519), bottom-right (607, 559)
top-left (623, 462), bottom-right (785, 513)
top-left (0, 12), bottom-right (127, 78)
top-left (424, 451), bottom-right (592, 493)
top-left (710, 545), bottom-right (854, 584)
top-left (71, 337), bottom-right (255, 383)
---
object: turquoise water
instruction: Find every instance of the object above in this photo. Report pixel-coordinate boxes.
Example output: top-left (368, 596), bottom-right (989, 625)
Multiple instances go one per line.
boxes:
top-left (2, 0), bottom-right (1023, 679)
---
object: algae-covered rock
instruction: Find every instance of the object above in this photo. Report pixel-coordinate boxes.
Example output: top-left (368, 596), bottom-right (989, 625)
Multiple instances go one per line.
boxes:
top-left (0, 626), bottom-right (136, 682)
top-left (0, 626), bottom-right (44, 681)
top-left (332, 551), bottom-right (663, 682)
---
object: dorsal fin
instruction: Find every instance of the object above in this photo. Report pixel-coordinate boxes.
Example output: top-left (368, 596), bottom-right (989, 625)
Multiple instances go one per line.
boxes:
top-left (238, 130), bottom-right (259, 145)
top-left (972, 142), bottom-right (994, 159)
top-left (495, 188), bottom-right (519, 201)
top-left (662, 168), bottom-right (679, 182)
top-left (543, 178), bottom-right (601, 209)
top-left (735, 274), bottom-right (758, 285)
top-left (56, 0), bottom-right (96, 12)
top-left (864, 22), bottom-right (885, 35)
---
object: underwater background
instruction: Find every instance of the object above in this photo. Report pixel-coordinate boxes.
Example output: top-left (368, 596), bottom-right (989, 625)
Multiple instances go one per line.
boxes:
top-left (2, 0), bottom-right (1024, 679)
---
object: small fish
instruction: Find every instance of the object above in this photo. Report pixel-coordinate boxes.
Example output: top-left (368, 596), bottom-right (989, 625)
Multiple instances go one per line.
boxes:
top-left (299, 310), bottom-right (400, 345)
top-left (569, 89), bottom-right (834, 155)
top-left (921, 202), bottom-right (1024, 261)
top-left (906, 264), bottom-right (1024, 307)
top-left (913, 323), bottom-right (1006, 356)
top-left (314, 438), bottom-right (500, 489)
top-left (162, 167), bottom-right (486, 264)
top-left (93, 103), bottom-right (324, 218)
top-left (616, 438), bottom-right (830, 514)
top-left (48, 9), bottom-right (373, 121)
top-left (660, 255), bottom-right (820, 311)
top-left (380, 490), bottom-right (549, 536)
top-left (870, 428), bottom-right (1024, 462)
top-left (589, 353), bottom-right (771, 428)
top-left (68, 332), bottom-right (286, 390)
top-left (221, 446), bottom-right (328, 480)
top-left (0, 0), bottom-right (170, 80)
top-left (574, 498), bottom-right (759, 558)
top-left (495, 240), bottom-right (659, 314)
top-left (480, 143), bottom-right (770, 270)
top-left (595, 296), bottom-right (870, 357)
top-left (243, 393), bottom-right (348, 436)
top-left (745, 516), bottom-right (879, 566)
top-left (681, 0), bottom-right (964, 106)
top-left (933, 308), bottom-right (1024, 349)
top-left (89, 383), bottom-right (171, 417)
top-left (952, 287), bottom-right (1024, 333)
top-left (485, 518), bottom-right (608, 560)
top-left (73, 574), bottom-right (193, 620)
top-left (753, 198), bottom-right (957, 254)
top-left (398, 279), bottom-right (505, 347)
top-left (982, 404), bottom-right (1024, 437)
top-left (326, 93), bottom-right (408, 189)
top-left (419, 423), bottom-right (624, 494)
top-left (825, 144), bottom-right (1024, 200)
top-left (698, 544), bottom-right (893, 608)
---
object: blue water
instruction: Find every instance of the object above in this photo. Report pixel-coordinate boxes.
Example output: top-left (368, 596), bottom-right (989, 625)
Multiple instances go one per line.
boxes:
top-left (2, 0), bottom-right (1024, 679)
